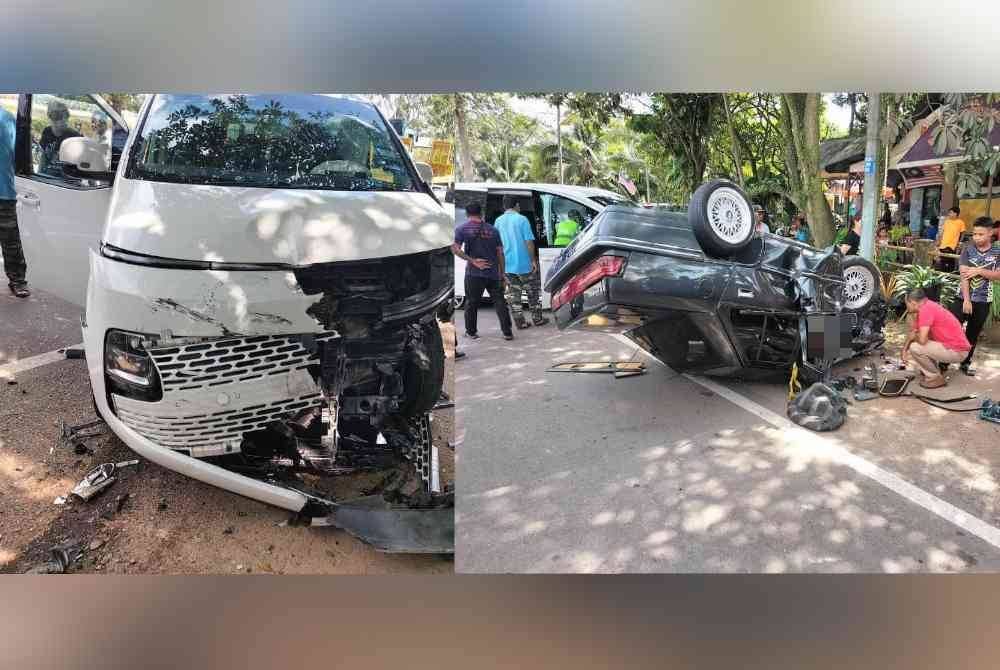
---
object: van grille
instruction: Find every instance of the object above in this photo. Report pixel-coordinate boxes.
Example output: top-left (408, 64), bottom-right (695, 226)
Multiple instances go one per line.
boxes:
top-left (116, 392), bottom-right (323, 452)
top-left (148, 333), bottom-right (337, 393)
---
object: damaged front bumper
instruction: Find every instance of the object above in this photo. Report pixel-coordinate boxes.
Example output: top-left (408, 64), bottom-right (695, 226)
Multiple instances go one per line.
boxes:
top-left (82, 249), bottom-right (454, 553)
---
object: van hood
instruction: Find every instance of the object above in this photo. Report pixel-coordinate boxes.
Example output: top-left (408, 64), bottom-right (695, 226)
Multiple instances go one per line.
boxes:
top-left (104, 179), bottom-right (453, 265)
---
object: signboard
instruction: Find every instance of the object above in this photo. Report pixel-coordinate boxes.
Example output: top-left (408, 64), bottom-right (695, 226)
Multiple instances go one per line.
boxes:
top-left (412, 145), bottom-right (433, 165)
top-left (430, 139), bottom-right (454, 179)
top-left (864, 157), bottom-right (875, 176)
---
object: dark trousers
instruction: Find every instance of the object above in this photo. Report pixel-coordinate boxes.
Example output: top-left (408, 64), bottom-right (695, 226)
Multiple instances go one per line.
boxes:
top-left (957, 300), bottom-right (990, 366)
top-left (464, 274), bottom-right (512, 337)
top-left (0, 200), bottom-right (28, 288)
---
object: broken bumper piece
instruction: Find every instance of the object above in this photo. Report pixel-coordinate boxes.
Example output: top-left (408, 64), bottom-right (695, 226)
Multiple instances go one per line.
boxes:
top-left (310, 496), bottom-right (455, 554)
top-left (102, 410), bottom-right (454, 554)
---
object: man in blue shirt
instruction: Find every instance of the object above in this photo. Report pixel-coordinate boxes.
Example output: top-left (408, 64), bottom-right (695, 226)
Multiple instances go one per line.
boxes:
top-left (0, 106), bottom-right (29, 297)
top-left (494, 196), bottom-right (548, 329)
top-left (452, 202), bottom-right (513, 340)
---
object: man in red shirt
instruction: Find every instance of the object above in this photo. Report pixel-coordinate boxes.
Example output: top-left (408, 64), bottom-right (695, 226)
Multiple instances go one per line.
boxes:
top-left (901, 288), bottom-right (971, 389)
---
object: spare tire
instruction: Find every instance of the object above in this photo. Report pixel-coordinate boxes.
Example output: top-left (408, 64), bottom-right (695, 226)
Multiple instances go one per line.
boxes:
top-left (688, 179), bottom-right (756, 258)
top-left (840, 256), bottom-right (880, 313)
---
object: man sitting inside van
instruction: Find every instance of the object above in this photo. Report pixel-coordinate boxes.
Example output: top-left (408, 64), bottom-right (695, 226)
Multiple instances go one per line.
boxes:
top-left (553, 209), bottom-right (583, 247)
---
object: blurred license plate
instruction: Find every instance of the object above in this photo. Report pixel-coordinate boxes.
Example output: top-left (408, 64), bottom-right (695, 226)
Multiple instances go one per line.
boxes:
top-left (806, 314), bottom-right (855, 361)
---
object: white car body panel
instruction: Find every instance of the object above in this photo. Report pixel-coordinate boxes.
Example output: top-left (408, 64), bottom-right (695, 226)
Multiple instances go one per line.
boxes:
top-left (106, 179), bottom-right (452, 266)
top-left (13, 178), bottom-right (113, 306)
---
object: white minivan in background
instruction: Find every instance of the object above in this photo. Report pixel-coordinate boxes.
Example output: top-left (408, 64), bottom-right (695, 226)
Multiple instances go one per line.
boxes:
top-left (11, 93), bottom-right (453, 534)
top-left (449, 182), bottom-right (633, 308)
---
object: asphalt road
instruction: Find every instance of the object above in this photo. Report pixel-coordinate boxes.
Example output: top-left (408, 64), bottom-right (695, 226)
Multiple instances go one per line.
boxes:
top-left (456, 306), bottom-right (1000, 573)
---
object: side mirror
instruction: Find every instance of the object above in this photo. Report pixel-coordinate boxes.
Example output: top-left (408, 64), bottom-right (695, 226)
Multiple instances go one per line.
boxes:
top-left (59, 137), bottom-right (110, 174)
top-left (414, 161), bottom-right (434, 186)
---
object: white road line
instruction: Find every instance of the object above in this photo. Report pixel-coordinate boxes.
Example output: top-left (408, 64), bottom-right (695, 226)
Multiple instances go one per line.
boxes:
top-left (0, 344), bottom-right (83, 380)
top-left (611, 334), bottom-right (1000, 551)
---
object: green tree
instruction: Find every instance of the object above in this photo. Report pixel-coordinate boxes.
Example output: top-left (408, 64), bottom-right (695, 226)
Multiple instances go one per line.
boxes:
top-left (425, 94), bottom-right (505, 181)
top-left (628, 94), bottom-right (723, 197)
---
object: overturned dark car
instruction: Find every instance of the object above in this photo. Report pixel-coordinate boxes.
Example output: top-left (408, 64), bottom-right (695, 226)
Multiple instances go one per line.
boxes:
top-left (544, 180), bottom-right (886, 383)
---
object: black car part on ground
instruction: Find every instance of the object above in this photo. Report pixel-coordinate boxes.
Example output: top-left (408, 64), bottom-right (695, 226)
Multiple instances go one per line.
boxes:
top-left (787, 382), bottom-right (848, 431)
top-left (544, 180), bottom-right (886, 383)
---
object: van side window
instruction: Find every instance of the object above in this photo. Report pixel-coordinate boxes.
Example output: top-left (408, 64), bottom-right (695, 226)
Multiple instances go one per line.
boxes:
top-left (28, 95), bottom-right (117, 188)
top-left (540, 194), bottom-right (597, 245)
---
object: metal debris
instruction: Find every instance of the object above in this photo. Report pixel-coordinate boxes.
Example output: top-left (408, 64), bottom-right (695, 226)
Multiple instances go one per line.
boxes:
top-left (547, 361), bottom-right (646, 376)
top-left (24, 546), bottom-right (80, 574)
top-left (70, 461), bottom-right (138, 502)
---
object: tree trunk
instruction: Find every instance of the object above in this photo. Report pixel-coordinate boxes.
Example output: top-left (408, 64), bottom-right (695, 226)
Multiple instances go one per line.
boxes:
top-left (556, 101), bottom-right (564, 184)
top-left (781, 93), bottom-right (835, 246)
top-left (453, 94), bottom-right (474, 182)
top-left (848, 93), bottom-right (856, 135)
top-left (722, 93), bottom-right (744, 187)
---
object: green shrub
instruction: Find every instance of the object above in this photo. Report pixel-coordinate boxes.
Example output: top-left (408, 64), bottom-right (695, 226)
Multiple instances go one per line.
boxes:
top-left (892, 264), bottom-right (960, 306)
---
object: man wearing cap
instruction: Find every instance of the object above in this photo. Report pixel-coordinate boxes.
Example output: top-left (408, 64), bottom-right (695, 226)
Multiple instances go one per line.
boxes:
top-left (39, 99), bottom-right (81, 176)
top-left (753, 205), bottom-right (770, 234)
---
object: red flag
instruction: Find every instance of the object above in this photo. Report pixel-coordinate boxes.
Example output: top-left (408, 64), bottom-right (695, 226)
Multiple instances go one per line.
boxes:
top-left (618, 171), bottom-right (637, 196)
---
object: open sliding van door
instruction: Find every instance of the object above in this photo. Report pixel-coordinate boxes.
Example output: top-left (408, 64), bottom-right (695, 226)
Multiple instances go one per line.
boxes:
top-left (12, 94), bottom-right (129, 306)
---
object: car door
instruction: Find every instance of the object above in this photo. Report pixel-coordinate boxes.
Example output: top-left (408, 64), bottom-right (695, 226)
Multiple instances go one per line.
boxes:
top-left (537, 191), bottom-right (600, 308)
top-left (13, 94), bottom-right (128, 306)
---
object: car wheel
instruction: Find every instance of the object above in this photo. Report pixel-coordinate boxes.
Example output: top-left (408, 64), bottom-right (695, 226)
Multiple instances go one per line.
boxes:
top-left (841, 256), bottom-right (880, 313)
top-left (452, 294), bottom-right (466, 310)
top-left (397, 321), bottom-right (446, 417)
top-left (688, 179), bottom-right (756, 258)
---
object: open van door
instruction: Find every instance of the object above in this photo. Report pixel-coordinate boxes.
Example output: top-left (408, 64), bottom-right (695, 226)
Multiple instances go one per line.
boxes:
top-left (12, 94), bottom-right (129, 306)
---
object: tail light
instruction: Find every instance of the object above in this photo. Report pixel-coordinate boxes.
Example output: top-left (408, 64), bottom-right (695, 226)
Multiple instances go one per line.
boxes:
top-left (551, 255), bottom-right (625, 311)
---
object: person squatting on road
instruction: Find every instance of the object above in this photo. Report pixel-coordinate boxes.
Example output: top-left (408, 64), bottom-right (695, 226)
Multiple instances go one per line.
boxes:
top-left (0, 106), bottom-right (29, 298)
top-left (901, 288), bottom-right (971, 389)
top-left (955, 216), bottom-right (1000, 376)
top-left (451, 201), bottom-right (514, 341)
top-left (494, 195), bottom-right (549, 329)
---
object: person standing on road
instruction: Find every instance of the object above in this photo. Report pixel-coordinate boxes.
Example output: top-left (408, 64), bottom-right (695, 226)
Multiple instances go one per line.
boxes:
top-left (839, 216), bottom-right (862, 256)
top-left (901, 288), bottom-right (971, 389)
top-left (937, 206), bottom-right (965, 272)
top-left (753, 205), bottom-right (770, 235)
top-left (955, 217), bottom-right (1000, 376)
top-left (0, 106), bottom-right (29, 298)
top-left (38, 100), bottom-right (82, 176)
top-left (451, 202), bottom-right (514, 341)
top-left (495, 196), bottom-right (549, 329)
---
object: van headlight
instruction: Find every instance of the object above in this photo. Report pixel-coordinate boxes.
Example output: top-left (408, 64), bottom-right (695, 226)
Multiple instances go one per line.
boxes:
top-left (104, 330), bottom-right (162, 401)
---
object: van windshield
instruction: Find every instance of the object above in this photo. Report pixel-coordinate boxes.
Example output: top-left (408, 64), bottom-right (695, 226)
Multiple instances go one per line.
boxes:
top-left (129, 94), bottom-right (415, 191)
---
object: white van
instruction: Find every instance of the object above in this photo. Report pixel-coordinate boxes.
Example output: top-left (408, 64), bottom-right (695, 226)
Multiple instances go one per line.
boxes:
top-left (450, 182), bottom-right (632, 308)
top-left (11, 94), bottom-right (453, 529)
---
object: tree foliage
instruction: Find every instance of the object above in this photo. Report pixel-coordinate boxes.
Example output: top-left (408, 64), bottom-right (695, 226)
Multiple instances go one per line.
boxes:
top-left (628, 94), bottom-right (723, 195)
